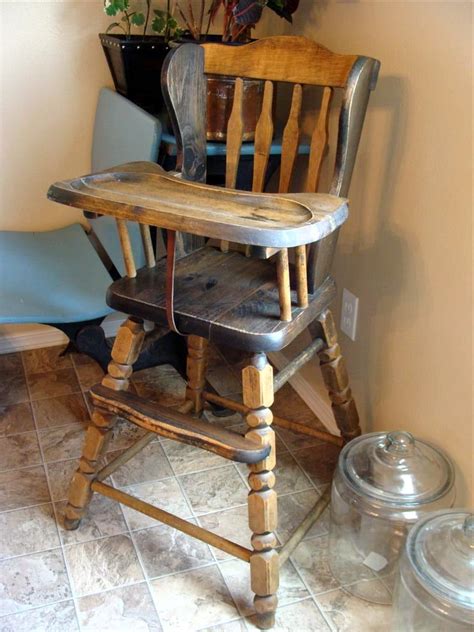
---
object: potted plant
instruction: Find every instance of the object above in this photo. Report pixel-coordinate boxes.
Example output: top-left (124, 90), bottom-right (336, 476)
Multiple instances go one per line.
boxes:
top-left (100, 1), bottom-right (300, 133)
top-left (100, 0), bottom-right (182, 114)
top-left (176, 1), bottom-right (300, 139)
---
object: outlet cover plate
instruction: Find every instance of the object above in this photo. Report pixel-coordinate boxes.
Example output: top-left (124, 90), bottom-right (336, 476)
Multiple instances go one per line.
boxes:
top-left (341, 288), bottom-right (359, 341)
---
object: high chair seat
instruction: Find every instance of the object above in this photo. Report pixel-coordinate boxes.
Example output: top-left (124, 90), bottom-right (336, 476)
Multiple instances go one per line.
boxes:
top-left (106, 246), bottom-right (336, 352)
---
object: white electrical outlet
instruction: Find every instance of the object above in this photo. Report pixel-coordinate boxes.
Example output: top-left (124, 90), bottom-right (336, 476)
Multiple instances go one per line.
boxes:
top-left (341, 289), bottom-right (359, 341)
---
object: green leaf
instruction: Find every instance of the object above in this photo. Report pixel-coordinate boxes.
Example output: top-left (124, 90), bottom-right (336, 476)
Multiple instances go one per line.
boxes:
top-left (105, 4), bottom-right (118, 16)
top-left (131, 12), bottom-right (145, 26)
top-left (152, 14), bottom-right (166, 33)
top-left (168, 16), bottom-right (178, 29)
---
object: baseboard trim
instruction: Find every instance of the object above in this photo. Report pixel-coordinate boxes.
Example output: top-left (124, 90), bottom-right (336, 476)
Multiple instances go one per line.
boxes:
top-left (269, 350), bottom-right (339, 437)
top-left (0, 314), bottom-right (125, 355)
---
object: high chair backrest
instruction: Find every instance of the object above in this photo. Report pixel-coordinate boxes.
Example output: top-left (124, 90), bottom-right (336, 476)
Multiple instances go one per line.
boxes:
top-left (162, 36), bottom-right (380, 291)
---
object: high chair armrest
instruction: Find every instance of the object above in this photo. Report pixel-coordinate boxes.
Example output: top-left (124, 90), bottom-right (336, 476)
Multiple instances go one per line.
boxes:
top-left (48, 161), bottom-right (348, 248)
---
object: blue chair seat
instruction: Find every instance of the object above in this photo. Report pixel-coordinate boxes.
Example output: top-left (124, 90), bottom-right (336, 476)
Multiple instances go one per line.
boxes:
top-left (161, 132), bottom-right (311, 158)
top-left (0, 225), bottom-right (113, 324)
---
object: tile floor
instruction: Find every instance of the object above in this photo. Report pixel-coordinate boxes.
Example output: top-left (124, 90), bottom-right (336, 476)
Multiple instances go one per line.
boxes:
top-left (0, 342), bottom-right (391, 631)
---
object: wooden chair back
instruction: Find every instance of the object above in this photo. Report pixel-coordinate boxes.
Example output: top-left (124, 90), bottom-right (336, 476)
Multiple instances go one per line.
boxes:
top-left (162, 36), bottom-right (380, 292)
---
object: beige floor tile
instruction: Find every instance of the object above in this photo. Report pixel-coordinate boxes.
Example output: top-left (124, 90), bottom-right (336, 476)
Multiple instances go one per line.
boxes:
top-left (203, 407), bottom-right (244, 428)
top-left (133, 365), bottom-right (186, 407)
top-left (0, 503), bottom-right (59, 560)
top-left (246, 598), bottom-right (331, 631)
top-left (27, 368), bottom-right (80, 402)
top-left (180, 465), bottom-right (248, 515)
top-left (290, 535), bottom-right (345, 595)
top-left (56, 494), bottom-right (128, 545)
top-left (77, 583), bottom-right (161, 632)
top-left (0, 465), bottom-right (50, 511)
top-left (292, 444), bottom-right (340, 486)
top-left (236, 451), bottom-right (312, 495)
top-left (207, 368), bottom-right (242, 397)
top-left (276, 490), bottom-right (329, 544)
top-left (0, 371), bottom-right (28, 406)
top-left (272, 384), bottom-right (322, 426)
top-left (107, 418), bottom-right (148, 452)
top-left (64, 534), bottom-right (143, 597)
top-left (150, 565), bottom-right (239, 631)
top-left (275, 426), bottom-right (325, 452)
top-left (46, 458), bottom-right (79, 502)
top-left (0, 352), bottom-right (23, 375)
top-left (0, 431), bottom-right (42, 472)
top-left (109, 441), bottom-right (173, 487)
top-left (133, 520), bottom-right (213, 578)
top-left (0, 599), bottom-right (78, 632)
top-left (75, 361), bottom-right (104, 391)
top-left (219, 558), bottom-right (309, 618)
top-left (0, 549), bottom-right (71, 615)
top-left (38, 423), bottom-right (87, 463)
top-left (199, 620), bottom-right (247, 632)
top-left (121, 478), bottom-right (192, 530)
top-left (0, 402), bottom-right (34, 436)
top-left (32, 393), bottom-right (89, 429)
top-left (71, 351), bottom-right (99, 367)
top-left (316, 584), bottom-right (392, 632)
top-left (162, 439), bottom-right (228, 475)
top-left (198, 504), bottom-right (251, 561)
top-left (22, 345), bottom-right (72, 375)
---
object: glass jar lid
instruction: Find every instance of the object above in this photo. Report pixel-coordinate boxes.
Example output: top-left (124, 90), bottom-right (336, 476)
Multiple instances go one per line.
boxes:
top-left (406, 510), bottom-right (474, 611)
top-left (339, 431), bottom-right (454, 507)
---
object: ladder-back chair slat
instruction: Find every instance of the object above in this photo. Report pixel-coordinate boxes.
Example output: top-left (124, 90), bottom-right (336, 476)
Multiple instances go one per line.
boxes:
top-left (139, 224), bottom-right (155, 268)
top-left (116, 219), bottom-right (137, 278)
top-left (278, 84), bottom-right (303, 194)
top-left (225, 77), bottom-right (244, 190)
top-left (306, 87), bottom-right (333, 193)
top-left (252, 80), bottom-right (274, 194)
top-left (222, 77), bottom-right (245, 253)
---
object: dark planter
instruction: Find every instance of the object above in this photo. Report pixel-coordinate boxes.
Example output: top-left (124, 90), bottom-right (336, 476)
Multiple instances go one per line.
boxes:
top-left (100, 34), bottom-right (170, 115)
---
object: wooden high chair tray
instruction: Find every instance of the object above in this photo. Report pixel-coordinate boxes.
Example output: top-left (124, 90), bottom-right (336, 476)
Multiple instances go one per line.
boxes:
top-left (48, 162), bottom-right (348, 248)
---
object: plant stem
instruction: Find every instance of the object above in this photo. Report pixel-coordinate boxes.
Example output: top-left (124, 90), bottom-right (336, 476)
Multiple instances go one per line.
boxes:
top-left (144, 0), bottom-right (151, 35)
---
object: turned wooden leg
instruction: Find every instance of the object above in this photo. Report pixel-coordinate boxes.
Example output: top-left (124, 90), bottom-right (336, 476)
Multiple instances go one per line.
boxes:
top-left (186, 335), bottom-right (209, 415)
top-left (317, 309), bottom-right (361, 444)
top-left (243, 353), bottom-right (279, 629)
top-left (64, 318), bottom-right (145, 529)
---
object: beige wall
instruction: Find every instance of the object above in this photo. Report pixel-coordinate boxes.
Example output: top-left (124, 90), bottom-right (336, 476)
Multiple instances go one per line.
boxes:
top-left (284, 1), bottom-right (473, 504)
top-left (0, 2), bottom-right (472, 502)
top-left (0, 1), bottom-right (112, 231)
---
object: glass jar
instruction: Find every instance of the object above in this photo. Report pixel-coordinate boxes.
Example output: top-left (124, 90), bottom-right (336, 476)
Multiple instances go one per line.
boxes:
top-left (328, 431), bottom-right (455, 604)
top-left (392, 510), bottom-right (474, 631)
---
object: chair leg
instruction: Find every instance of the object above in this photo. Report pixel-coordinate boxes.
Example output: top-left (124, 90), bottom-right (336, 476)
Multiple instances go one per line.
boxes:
top-left (317, 309), bottom-right (361, 444)
top-left (64, 317), bottom-right (145, 529)
top-left (186, 335), bottom-right (209, 414)
top-left (243, 353), bottom-right (279, 629)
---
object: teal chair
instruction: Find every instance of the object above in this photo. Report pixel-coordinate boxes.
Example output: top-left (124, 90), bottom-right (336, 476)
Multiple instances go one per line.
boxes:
top-left (0, 88), bottom-right (185, 373)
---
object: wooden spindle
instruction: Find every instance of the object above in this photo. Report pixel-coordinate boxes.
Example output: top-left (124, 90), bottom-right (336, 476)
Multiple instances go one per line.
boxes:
top-left (116, 218), bottom-right (137, 278)
top-left (139, 223), bottom-right (155, 267)
top-left (306, 86), bottom-right (333, 193)
top-left (279, 83), bottom-right (302, 194)
top-left (295, 245), bottom-right (308, 307)
top-left (276, 248), bottom-right (292, 321)
top-left (252, 81), bottom-right (274, 194)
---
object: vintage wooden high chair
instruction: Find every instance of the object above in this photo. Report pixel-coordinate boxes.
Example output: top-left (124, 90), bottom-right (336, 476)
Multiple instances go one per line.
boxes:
top-left (48, 37), bottom-right (379, 629)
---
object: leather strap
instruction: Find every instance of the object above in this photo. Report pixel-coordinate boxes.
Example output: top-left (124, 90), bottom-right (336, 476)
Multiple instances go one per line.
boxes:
top-left (165, 229), bottom-right (183, 335)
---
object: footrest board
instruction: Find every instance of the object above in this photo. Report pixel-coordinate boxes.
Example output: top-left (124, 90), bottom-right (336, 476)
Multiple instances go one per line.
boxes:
top-left (91, 384), bottom-right (270, 464)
